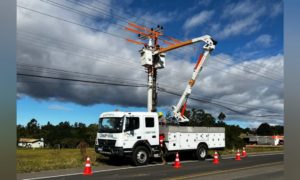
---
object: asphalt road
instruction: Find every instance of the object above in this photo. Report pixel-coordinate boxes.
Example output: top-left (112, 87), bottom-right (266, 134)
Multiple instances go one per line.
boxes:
top-left (20, 153), bottom-right (283, 180)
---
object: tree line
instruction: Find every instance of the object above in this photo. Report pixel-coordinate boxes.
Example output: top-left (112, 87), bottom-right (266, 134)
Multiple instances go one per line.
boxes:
top-left (17, 108), bottom-right (283, 149)
top-left (17, 119), bottom-right (97, 148)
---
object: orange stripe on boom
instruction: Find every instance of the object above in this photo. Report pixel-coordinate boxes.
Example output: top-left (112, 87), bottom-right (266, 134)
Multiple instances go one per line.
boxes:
top-left (194, 53), bottom-right (203, 70)
top-left (181, 102), bottom-right (187, 117)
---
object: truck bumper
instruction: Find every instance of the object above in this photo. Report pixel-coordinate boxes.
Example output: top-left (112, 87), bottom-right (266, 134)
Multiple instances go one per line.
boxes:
top-left (95, 145), bottom-right (124, 157)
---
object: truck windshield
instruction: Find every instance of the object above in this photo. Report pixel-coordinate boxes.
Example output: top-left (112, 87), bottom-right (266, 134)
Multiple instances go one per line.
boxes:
top-left (98, 117), bottom-right (123, 133)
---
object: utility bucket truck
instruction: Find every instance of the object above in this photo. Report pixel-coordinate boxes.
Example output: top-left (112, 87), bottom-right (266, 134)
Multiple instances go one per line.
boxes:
top-left (95, 112), bottom-right (225, 166)
top-left (95, 34), bottom-right (225, 166)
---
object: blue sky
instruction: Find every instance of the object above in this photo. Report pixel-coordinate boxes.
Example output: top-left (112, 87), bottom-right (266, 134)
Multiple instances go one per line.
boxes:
top-left (17, 0), bottom-right (283, 128)
top-left (17, 96), bottom-right (149, 125)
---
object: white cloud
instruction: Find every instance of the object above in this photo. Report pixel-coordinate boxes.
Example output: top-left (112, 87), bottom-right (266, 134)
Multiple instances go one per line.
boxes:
top-left (197, 0), bottom-right (212, 6)
top-left (183, 10), bottom-right (214, 30)
top-left (48, 105), bottom-right (72, 111)
top-left (215, 7), bottom-right (265, 39)
top-left (255, 34), bottom-right (272, 47)
top-left (222, 0), bottom-right (256, 18)
top-left (270, 1), bottom-right (283, 17)
top-left (245, 34), bottom-right (273, 49)
top-left (139, 11), bottom-right (176, 25)
top-left (212, 0), bottom-right (282, 39)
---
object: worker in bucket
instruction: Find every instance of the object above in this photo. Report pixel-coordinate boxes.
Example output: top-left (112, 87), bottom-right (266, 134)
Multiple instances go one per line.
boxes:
top-left (158, 112), bottom-right (167, 126)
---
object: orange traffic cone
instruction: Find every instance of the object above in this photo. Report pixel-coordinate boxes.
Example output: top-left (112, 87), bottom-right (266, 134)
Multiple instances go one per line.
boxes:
top-left (242, 147), bottom-right (247, 157)
top-left (83, 157), bottom-right (92, 175)
top-left (172, 152), bottom-right (181, 168)
top-left (235, 149), bottom-right (241, 161)
top-left (213, 151), bottom-right (219, 164)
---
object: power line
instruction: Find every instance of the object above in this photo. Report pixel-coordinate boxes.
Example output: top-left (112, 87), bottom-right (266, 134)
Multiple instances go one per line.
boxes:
top-left (212, 56), bottom-right (283, 82)
top-left (17, 30), bottom-right (140, 66)
top-left (18, 30), bottom-right (282, 91)
top-left (17, 31), bottom-right (282, 107)
top-left (157, 86), bottom-right (282, 112)
top-left (17, 34), bottom-right (144, 71)
top-left (17, 31), bottom-right (282, 112)
top-left (157, 87), bottom-right (283, 118)
top-left (17, 62), bottom-right (282, 113)
top-left (17, 72), bottom-right (282, 119)
top-left (17, 72), bottom-right (148, 88)
top-left (17, 5), bottom-right (127, 40)
top-left (17, 63), bottom-right (146, 85)
top-left (92, 0), bottom-right (158, 26)
top-left (39, 0), bottom-right (195, 52)
top-left (40, 0), bottom-right (127, 30)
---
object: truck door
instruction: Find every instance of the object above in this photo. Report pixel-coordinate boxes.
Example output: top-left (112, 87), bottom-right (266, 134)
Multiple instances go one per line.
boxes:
top-left (123, 116), bottom-right (142, 148)
top-left (143, 116), bottom-right (159, 146)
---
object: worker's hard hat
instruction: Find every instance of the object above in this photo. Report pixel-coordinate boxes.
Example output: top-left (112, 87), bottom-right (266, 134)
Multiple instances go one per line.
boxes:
top-left (158, 112), bottom-right (163, 116)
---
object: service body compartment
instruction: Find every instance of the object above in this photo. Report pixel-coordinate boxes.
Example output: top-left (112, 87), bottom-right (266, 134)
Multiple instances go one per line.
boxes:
top-left (159, 126), bottom-right (225, 151)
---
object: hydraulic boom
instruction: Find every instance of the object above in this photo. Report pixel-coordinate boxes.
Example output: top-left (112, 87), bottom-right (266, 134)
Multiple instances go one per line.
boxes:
top-left (171, 35), bottom-right (217, 123)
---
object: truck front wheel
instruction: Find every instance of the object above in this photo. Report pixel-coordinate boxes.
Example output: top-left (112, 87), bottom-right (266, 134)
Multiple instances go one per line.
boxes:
top-left (196, 144), bottom-right (207, 161)
top-left (132, 146), bottom-right (149, 166)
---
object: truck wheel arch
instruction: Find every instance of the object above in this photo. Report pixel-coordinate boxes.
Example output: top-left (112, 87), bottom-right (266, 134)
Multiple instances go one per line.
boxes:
top-left (198, 142), bottom-right (208, 149)
top-left (132, 140), bottom-right (152, 155)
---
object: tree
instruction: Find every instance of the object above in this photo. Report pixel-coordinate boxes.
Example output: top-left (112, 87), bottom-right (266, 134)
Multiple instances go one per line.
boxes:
top-left (26, 118), bottom-right (40, 138)
top-left (225, 125), bottom-right (244, 149)
top-left (41, 122), bottom-right (56, 147)
top-left (243, 127), bottom-right (253, 134)
top-left (218, 112), bottom-right (226, 121)
top-left (256, 123), bottom-right (272, 135)
top-left (17, 125), bottom-right (26, 145)
top-left (85, 124), bottom-right (98, 146)
top-left (272, 125), bottom-right (284, 135)
top-left (187, 108), bottom-right (216, 127)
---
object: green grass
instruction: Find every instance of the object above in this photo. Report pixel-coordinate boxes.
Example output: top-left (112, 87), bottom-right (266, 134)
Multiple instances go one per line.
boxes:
top-left (17, 148), bottom-right (106, 173)
top-left (208, 146), bottom-right (284, 156)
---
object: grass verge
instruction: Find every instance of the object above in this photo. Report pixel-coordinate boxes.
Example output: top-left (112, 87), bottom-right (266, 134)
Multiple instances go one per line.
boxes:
top-left (208, 146), bottom-right (284, 156)
top-left (17, 148), bottom-right (106, 173)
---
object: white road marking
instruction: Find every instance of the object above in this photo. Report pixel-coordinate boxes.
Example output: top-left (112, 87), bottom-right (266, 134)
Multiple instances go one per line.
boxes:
top-left (23, 152), bottom-right (283, 180)
top-left (23, 163), bottom-right (164, 180)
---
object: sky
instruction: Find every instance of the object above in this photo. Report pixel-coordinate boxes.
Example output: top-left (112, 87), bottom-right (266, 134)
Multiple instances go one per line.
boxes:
top-left (16, 0), bottom-right (283, 128)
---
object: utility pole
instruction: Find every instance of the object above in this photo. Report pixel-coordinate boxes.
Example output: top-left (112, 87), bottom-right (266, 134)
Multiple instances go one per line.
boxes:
top-left (127, 25), bottom-right (163, 112)
top-left (146, 27), bottom-right (160, 112)
top-left (147, 65), bottom-right (157, 112)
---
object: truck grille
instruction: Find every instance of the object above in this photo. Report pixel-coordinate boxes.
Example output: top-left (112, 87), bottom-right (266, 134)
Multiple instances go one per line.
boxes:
top-left (98, 139), bottom-right (116, 147)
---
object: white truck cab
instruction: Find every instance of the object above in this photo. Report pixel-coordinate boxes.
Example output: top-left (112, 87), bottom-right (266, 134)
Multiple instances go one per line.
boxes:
top-left (95, 111), bottom-right (225, 166)
top-left (95, 111), bottom-right (160, 165)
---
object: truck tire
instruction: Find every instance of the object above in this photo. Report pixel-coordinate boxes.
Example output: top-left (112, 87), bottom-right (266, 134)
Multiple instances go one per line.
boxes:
top-left (196, 144), bottom-right (207, 161)
top-left (132, 146), bottom-right (149, 166)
